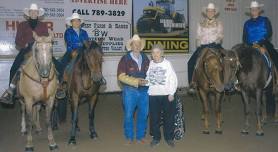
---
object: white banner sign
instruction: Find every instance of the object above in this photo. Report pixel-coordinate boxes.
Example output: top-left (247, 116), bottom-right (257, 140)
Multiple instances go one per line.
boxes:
top-left (0, 0), bottom-right (132, 56)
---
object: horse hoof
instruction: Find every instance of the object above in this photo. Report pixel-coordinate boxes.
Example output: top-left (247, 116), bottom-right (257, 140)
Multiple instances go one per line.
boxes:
top-left (202, 130), bottom-right (210, 134)
top-left (90, 132), bottom-right (98, 140)
top-left (21, 131), bottom-right (27, 136)
top-left (49, 144), bottom-right (58, 151)
top-left (240, 130), bottom-right (249, 135)
top-left (215, 129), bottom-right (223, 134)
top-left (25, 146), bottom-right (34, 152)
top-left (68, 138), bottom-right (77, 145)
top-left (256, 131), bottom-right (264, 136)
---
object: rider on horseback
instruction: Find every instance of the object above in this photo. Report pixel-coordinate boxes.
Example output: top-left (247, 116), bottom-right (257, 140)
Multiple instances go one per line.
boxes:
top-left (55, 13), bottom-right (90, 99)
top-left (187, 3), bottom-right (224, 93)
top-left (0, 4), bottom-right (60, 104)
top-left (242, 1), bottom-right (278, 115)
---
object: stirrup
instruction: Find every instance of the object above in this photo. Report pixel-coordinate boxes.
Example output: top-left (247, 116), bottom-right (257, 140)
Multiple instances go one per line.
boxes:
top-left (0, 89), bottom-right (14, 105)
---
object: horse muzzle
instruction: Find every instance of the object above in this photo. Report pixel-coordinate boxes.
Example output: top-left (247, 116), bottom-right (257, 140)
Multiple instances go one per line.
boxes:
top-left (39, 68), bottom-right (50, 78)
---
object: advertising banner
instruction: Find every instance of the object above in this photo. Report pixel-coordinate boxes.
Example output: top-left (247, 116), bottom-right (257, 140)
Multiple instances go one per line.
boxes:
top-left (0, 0), bottom-right (132, 56)
top-left (133, 0), bottom-right (189, 53)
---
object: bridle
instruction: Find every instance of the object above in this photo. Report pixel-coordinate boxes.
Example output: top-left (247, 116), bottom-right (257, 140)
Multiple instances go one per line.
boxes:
top-left (223, 50), bottom-right (242, 84)
top-left (22, 41), bottom-right (55, 101)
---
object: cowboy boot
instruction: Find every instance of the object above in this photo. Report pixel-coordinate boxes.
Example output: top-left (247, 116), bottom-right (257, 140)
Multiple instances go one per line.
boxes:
top-left (188, 71), bottom-right (197, 95)
top-left (0, 85), bottom-right (15, 105)
top-left (56, 81), bottom-right (66, 99)
top-left (0, 70), bottom-right (20, 105)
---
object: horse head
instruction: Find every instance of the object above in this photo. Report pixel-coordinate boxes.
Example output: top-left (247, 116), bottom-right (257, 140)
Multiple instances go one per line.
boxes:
top-left (84, 40), bottom-right (104, 83)
top-left (203, 49), bottom-right (225, 92)
top-left (222, 49), bottom-right (241, 91)
top-left (32, 30), bottom-right (54, 78)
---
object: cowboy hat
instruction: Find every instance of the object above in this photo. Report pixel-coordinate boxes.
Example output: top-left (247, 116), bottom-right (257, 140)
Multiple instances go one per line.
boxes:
top-left (23, 3), bottom-right (45, 17)
top-left (247, 1), bottom-right (264, 8)
top-left (66, 13), bottom-right (84, 26)
top-left (126, 34), bottom-right (145, 51)
top-left (202, 3), bottom-right (219, 14)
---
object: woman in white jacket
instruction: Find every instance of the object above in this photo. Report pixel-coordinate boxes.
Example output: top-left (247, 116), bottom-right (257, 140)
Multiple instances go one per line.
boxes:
top-left (146, 45), bottom-right (178, 148)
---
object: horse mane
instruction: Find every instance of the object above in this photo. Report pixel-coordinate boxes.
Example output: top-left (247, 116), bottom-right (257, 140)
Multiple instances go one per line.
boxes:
top-left (232, 43), bottom-right (261, 73)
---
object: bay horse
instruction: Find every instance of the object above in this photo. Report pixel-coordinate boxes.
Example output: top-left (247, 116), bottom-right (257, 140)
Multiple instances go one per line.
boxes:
top-left (194, 48), bottom-right (225, 134)
top-left (64, 40), bottom-right (104, 144)
top-left (18, 31), bottom-right (58, 151)
top-left (223, 43), bottom-right (274, 136)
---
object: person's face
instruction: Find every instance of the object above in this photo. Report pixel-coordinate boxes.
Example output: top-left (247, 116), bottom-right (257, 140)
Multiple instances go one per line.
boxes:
top-left (71, 19), bottom-right (81, 28)
top-left (151, 48), bottom-right (163, 62)
top-left (131, 41), bottom-right (142, 53)
top-left (206, 9), bottom-right (216, 19)
top-left (250, 7), bottom-right (260, 18)
top-left (29, 10), bottom-right (39, 19)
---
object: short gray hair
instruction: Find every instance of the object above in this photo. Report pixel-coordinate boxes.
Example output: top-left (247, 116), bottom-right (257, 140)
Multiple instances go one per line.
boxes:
top-left (151, 44), bottom-right (164, 54)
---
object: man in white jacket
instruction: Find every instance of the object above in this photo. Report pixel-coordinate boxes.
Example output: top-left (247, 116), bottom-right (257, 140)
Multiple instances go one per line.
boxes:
top-left (146, 45), bottom-right (178, 147)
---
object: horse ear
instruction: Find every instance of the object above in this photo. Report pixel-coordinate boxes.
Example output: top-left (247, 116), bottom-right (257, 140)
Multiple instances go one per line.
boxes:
top-left (83, 40), bottom-right (91, 49)
top-left (97, 38), bottom-right (104, 47)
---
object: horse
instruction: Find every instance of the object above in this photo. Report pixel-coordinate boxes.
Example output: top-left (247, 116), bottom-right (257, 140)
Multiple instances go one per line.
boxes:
top-left (18, 31), bottom-right (58, 151)
top-left (223, 43), bottom-right (275, 136)
top-left (63, 40), bottom-right (104, 145)
top-left (194, 48), bottom-right (225, 134)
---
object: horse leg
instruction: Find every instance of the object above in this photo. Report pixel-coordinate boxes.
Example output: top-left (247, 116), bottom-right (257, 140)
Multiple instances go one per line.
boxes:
top-left (255, 89), bottom-right (264, 136)
top-left (261, 92), bottom-right (268, 125)
top-left (68, 92), bottom-right (79, 145)
top-left (25, 99), bottom-right (34, 152)
top-left (240, 91), bottom-right (250, 135)
top-left (215, 92), bottom-right (223, 134)
top-left (21, 103), bottom-right (27, 135)
top-left (198, 89), bottom-right (210, 134)
top-left (89, 94), bottom-right (98, 139)
top-left (34, 104), bottom-right (42, 134)
top-left (46, 96), bottom-right (58, 151)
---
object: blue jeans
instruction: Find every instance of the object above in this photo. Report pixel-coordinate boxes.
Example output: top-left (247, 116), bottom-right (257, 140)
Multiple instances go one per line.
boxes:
top-left (122, 86), bottom-right (149, 141)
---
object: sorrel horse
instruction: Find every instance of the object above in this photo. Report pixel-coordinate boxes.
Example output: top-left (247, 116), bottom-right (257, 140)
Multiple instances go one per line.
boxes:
top-left (194, 48), bottom-right (225, 134)
top-left (18, 31), bottom-right (58, 151)
top-left (63, 40), bottom-right (104, 144)
top-left (223, 43), bottom-right (275, 136)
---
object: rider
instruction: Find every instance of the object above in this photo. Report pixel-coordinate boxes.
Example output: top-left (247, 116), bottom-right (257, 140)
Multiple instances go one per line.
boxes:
top-left (243, 1), bottom-right (278, 116)
top-left (243, 1), bottom-right (278, 69)
top-left (55, 13), bottom-right (89, 99)
top-left (187, 3), bottom-right (224, 93)
top-left (0, 3), bottom-right (59, 104)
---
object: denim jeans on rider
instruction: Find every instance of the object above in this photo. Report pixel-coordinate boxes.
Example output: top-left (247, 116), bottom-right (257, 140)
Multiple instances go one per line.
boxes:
top-left (122, 86), bottom-right (149, 141)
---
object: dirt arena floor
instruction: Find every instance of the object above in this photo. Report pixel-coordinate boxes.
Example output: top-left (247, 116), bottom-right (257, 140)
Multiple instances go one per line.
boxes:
top-left (0, 93), bottom-right (277, 152)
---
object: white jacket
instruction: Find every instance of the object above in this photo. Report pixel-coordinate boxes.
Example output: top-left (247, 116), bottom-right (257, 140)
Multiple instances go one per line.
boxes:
top-left (146, 58), bottom-right (178, 96)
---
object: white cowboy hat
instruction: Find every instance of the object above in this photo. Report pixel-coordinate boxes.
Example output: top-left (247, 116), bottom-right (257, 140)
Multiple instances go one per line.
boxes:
top-left (202, 3), bottom-right (219, 14)
top-left (23, 3), bottom-right (45, 17)
top-left (247, 1), bottom-right (264, 8)
top-left (126, 34), bottom-right (146, 51)
top-left (66, 13), bottom-right (84, 26)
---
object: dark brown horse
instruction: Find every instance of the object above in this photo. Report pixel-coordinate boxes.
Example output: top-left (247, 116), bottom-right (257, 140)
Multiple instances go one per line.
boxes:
top-left (223, 43), bottom-right (274, 136)
top-left (63, 40), bottom-right (104, 144)
top-left (195, 48), bottom-right (225, 134)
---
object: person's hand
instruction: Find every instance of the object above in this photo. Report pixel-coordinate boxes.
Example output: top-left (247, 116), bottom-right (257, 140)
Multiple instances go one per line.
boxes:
top-left (259, 47), bottom-right (267, 54)
top-left (138, 78), bottom-right (148, 86)
top-left (71, 50), bottom-right (78, 58)
top-left (168, 95), bottom-right (174, 102)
